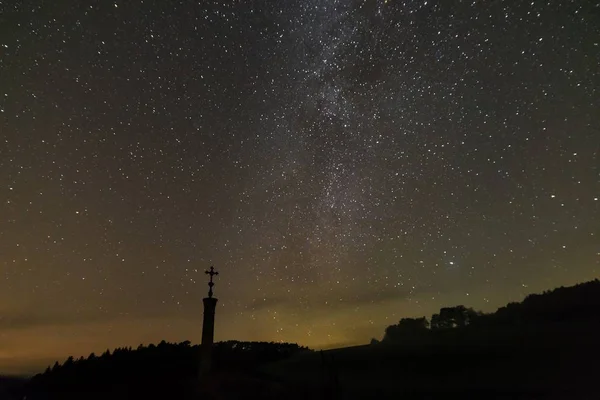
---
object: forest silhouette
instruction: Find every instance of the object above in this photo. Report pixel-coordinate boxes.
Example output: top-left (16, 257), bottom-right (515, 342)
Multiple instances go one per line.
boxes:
top-left (2, 279), bottom-right (599, 399)
top-left (382, 278), bottom-right (600, 343)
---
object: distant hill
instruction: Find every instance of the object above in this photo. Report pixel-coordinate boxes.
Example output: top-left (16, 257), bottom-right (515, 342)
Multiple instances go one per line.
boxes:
top-left (382, 278), bottom-right (600, 343)
top-left (479, 278), bottom-right (600, 326)
top-left (24, 341), bottom-right (309, 399)
top-left (263, 279), bottom-right (600, 399)
top-left (264, 330), bottom-right (600, 399)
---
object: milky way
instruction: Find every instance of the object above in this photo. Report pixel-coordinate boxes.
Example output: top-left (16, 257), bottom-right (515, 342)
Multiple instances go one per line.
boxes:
top-left (1, 0), bottom-right (598, 374)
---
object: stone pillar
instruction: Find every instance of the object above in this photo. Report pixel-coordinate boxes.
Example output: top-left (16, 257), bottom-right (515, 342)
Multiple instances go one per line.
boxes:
top-left (199, 296), bottom-right (218, 376)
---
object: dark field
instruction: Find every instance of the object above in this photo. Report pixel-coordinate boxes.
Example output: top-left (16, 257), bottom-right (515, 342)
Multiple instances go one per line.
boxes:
top-left (264, 322), bottom-right (600, 399)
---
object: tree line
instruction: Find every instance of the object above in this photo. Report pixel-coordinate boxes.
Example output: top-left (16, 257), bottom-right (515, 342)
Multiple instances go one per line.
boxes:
top-left (26, 340), bottom-right (310, 399)
top-left (381, 279), bottom-right (600, 343)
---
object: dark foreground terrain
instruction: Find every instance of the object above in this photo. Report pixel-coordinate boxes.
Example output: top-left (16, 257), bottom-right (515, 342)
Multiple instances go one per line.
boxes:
top-left (264, 321), bottom-right (600, 399)
top-left (6, 280), bottom-right (600, 399)
top-left (0, 376), bottom-right (27, 400)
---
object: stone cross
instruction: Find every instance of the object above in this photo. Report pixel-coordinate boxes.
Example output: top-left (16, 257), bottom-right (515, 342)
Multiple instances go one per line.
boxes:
top-left (205, 266), bottom-right (219, 298)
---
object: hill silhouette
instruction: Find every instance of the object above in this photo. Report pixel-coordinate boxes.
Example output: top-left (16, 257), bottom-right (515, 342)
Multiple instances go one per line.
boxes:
top-left (24, 341), bottom-right (309, 399)
top-left (382, 278), bottom-right (600, 344)
top-left (11, 279), bottom-right (600, 399)
top-left (267, 279), bottom-right (600, 399)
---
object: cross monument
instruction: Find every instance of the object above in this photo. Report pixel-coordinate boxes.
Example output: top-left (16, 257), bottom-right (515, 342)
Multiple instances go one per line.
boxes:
top-left (199, 266), bottom-right (219, 376)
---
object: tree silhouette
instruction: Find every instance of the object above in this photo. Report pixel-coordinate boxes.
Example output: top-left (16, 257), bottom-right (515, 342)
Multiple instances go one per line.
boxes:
top-left (384, 317), bottom-right (429, 342)
top-left (51, 361), bottom-right (60, 372)
top-left (27, 340), bottom-right (311, 399)
top-left (382, 279), bottom-right (600, 342)
top-left (431, 305), bottom-right (480, 330)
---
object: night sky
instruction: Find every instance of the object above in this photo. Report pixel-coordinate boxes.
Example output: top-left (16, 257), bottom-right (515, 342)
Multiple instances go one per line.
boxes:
top-left (1, 0), bottom-right (599, 375)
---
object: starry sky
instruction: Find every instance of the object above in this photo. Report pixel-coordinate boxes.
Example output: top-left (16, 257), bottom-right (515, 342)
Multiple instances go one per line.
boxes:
top-left (1, 0), bottom-right (599, 375)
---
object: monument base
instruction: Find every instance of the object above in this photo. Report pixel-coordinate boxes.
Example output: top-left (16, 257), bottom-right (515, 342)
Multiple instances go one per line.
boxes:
top-left (199, 296), bottom-right (218, 376)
